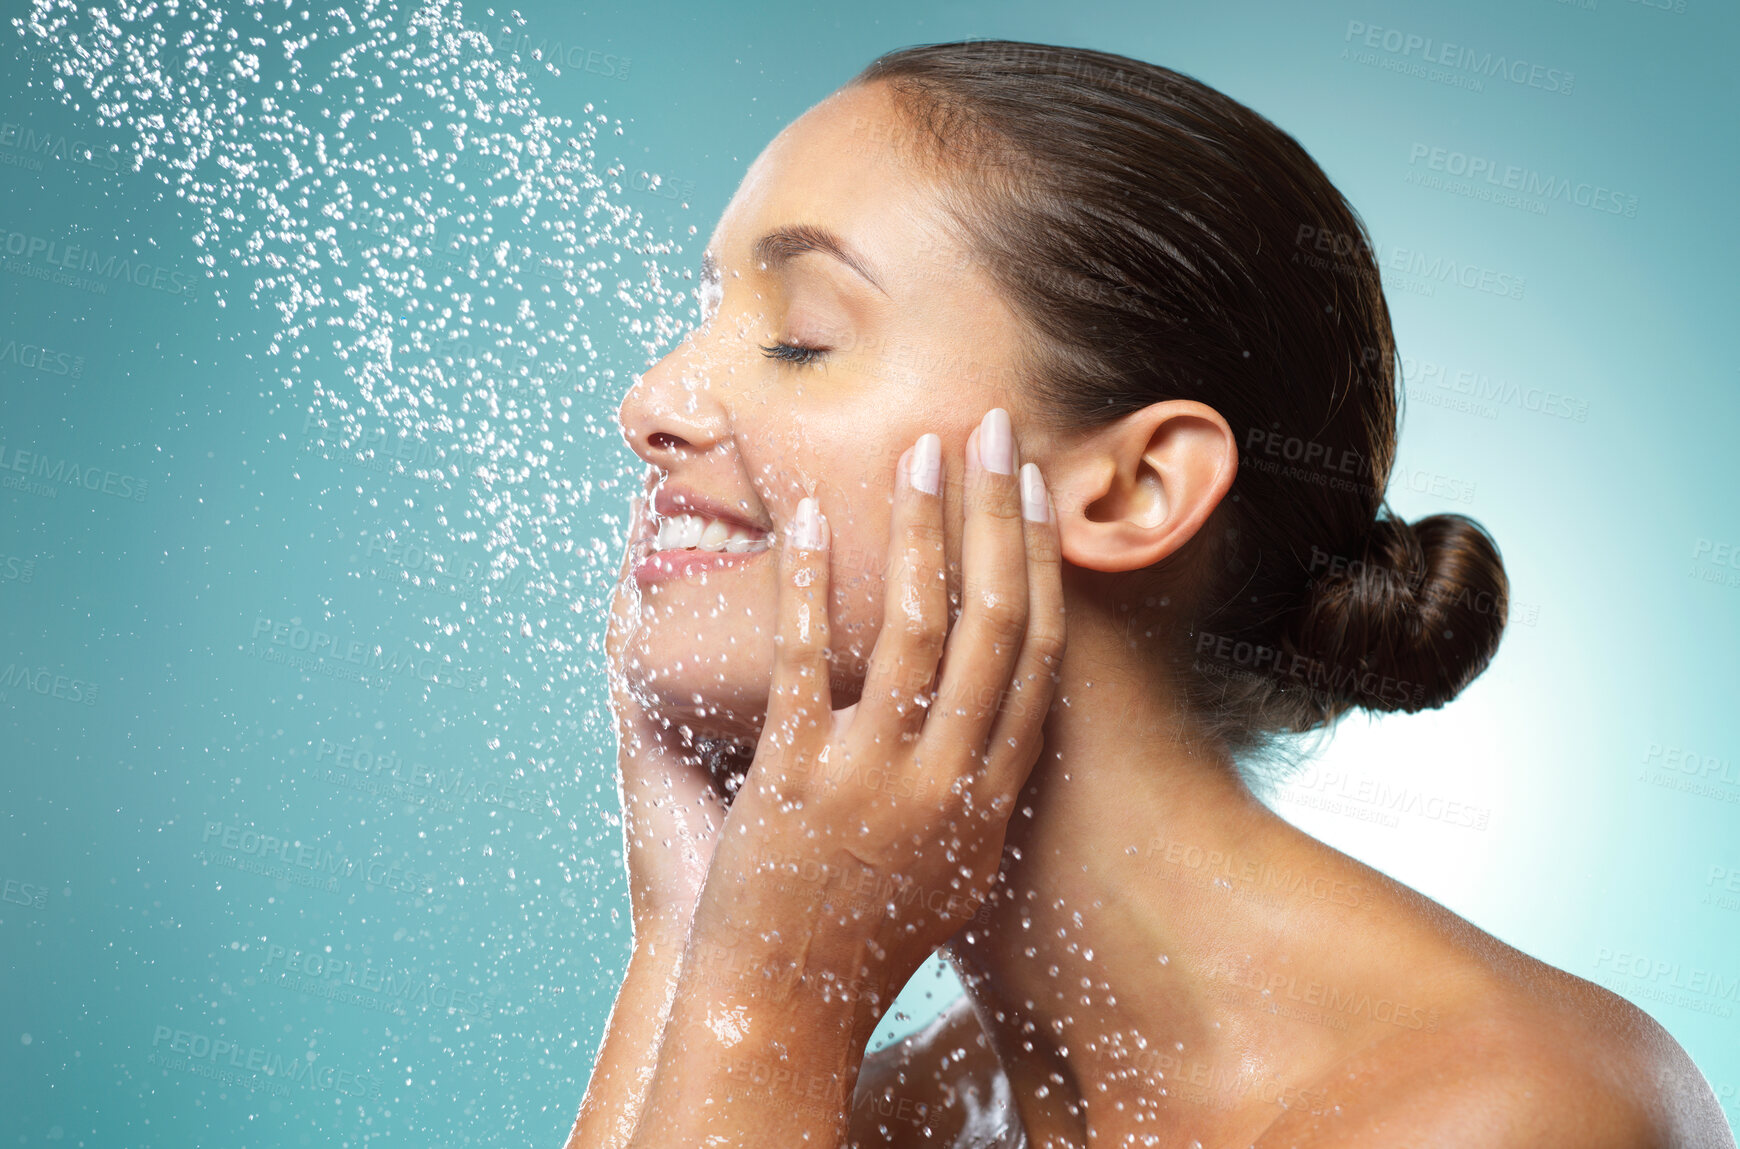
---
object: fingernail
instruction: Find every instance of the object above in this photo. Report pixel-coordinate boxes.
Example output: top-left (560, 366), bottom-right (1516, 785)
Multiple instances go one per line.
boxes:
top-left (980, 408), bottom-right (1014, 475)
top-left (1020, 463), bottom-right (1049, 523)
top-left (793, 496), bottom-right (827, 551)
top-left (911, 432), bottom-right (941, 495)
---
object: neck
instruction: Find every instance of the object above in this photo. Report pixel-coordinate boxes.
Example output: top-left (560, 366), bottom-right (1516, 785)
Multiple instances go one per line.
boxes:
top-left (940, 609), bottom-right (1384, 1145)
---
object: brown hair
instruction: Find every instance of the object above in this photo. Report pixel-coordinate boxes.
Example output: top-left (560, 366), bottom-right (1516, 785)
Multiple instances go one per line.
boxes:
top-left (849, 41), bottom-right (1508, 762)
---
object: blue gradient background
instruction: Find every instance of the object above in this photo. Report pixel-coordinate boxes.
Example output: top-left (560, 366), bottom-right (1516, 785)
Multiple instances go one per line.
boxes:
top-left (1, 0), bottom-right (1736, 1144)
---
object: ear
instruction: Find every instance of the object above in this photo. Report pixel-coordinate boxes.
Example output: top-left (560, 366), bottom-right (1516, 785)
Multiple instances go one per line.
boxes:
top-left (1051, 401), bottom-right (1238, 573)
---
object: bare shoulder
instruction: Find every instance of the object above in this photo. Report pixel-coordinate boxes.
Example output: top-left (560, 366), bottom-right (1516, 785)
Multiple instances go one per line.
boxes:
top-left (1259, 942), bottom-right (1737, 1149)
top-left (848, 994), bottom-right (1019, 1148)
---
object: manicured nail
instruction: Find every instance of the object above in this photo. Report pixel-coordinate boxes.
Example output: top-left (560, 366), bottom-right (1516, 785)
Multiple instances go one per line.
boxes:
top-left (911, 432), bottom-right (941, 495)
top-left (792, 496), bottom-right (827, 550)
top-left (979, 408), bottom-right (1014, 475)
top-left (1020, 463), bottom-right (1049, 523)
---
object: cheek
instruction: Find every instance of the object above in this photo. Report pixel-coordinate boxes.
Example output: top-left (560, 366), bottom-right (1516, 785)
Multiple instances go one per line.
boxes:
top-left (826, 528), bottom-right (890, 671)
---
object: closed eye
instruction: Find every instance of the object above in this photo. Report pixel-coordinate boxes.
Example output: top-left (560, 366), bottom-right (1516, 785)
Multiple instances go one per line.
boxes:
top-left (759, 340), bottom-right (828, 367)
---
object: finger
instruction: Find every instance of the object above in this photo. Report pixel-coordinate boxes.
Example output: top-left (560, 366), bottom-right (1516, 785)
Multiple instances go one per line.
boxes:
top-left (854, 434), bottom-right (949, 744)
top-left (757, 495), bottom-right (834, 770)
top-left (983, 462), bottom-right (1066, 796)
top-left (925, 408), bottom-right (1029, 764)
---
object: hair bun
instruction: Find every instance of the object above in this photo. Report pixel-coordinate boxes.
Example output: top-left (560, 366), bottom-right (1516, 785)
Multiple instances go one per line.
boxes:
top-left (1293, 513), bottom-right (1508, 714)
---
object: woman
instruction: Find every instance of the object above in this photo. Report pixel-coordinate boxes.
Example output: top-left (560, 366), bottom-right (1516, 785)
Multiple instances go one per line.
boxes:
top-left (568, 41), bottom-right (1734, 1149)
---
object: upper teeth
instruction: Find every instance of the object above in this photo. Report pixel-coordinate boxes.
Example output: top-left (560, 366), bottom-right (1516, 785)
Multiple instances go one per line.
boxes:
top-left (653, 514), bottom-right (770, 554)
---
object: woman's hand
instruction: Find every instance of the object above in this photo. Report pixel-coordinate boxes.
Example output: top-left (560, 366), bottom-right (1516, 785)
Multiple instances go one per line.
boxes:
top-left (690, 407), bottom-right (1065, 1012)
top-left (569, 489), bottom-right (754, 1149)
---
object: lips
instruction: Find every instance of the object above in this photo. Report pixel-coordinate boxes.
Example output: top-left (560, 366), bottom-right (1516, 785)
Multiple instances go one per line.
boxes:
top-left (628, 481), bottom-right (778, 585)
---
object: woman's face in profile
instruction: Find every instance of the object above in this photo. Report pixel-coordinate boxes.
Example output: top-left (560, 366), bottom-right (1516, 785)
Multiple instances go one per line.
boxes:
top-left (615, 81), bottom-right (1041, 739)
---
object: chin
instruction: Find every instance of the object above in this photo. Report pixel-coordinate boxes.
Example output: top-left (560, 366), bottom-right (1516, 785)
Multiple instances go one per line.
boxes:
top-left (617, 573), bottom-right (882, 738)
top-left (614, 617), bottom-right (756, 725)
top-left (627, 630), bottom-right (877, 741)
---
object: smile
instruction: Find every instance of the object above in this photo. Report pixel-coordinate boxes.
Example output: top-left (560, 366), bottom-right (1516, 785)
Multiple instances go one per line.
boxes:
top-left (651, 512), bottom-right (772, 555)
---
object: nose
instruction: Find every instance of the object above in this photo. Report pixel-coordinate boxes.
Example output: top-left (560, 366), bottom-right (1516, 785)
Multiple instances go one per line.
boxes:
top-left (617, 339), bottom-right (732, 469)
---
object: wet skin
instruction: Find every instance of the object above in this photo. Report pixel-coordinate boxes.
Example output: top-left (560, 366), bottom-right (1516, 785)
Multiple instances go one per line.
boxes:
top-left (577, 79), bottom-right (1736, 1149)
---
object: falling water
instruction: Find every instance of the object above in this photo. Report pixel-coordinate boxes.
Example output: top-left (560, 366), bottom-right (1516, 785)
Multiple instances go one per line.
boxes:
top-left (13, 0), bottom-right (692, 703)
top-left (10, 3), bottom-right (698, 1140)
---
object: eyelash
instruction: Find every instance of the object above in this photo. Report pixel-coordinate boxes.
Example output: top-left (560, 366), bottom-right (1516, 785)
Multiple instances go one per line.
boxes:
top-left (759, 340), bottom-right (829, 367)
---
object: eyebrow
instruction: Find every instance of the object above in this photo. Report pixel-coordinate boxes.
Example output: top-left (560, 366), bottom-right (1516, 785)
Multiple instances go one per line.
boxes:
top-left (747, 223), bottom-right (889, 296)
